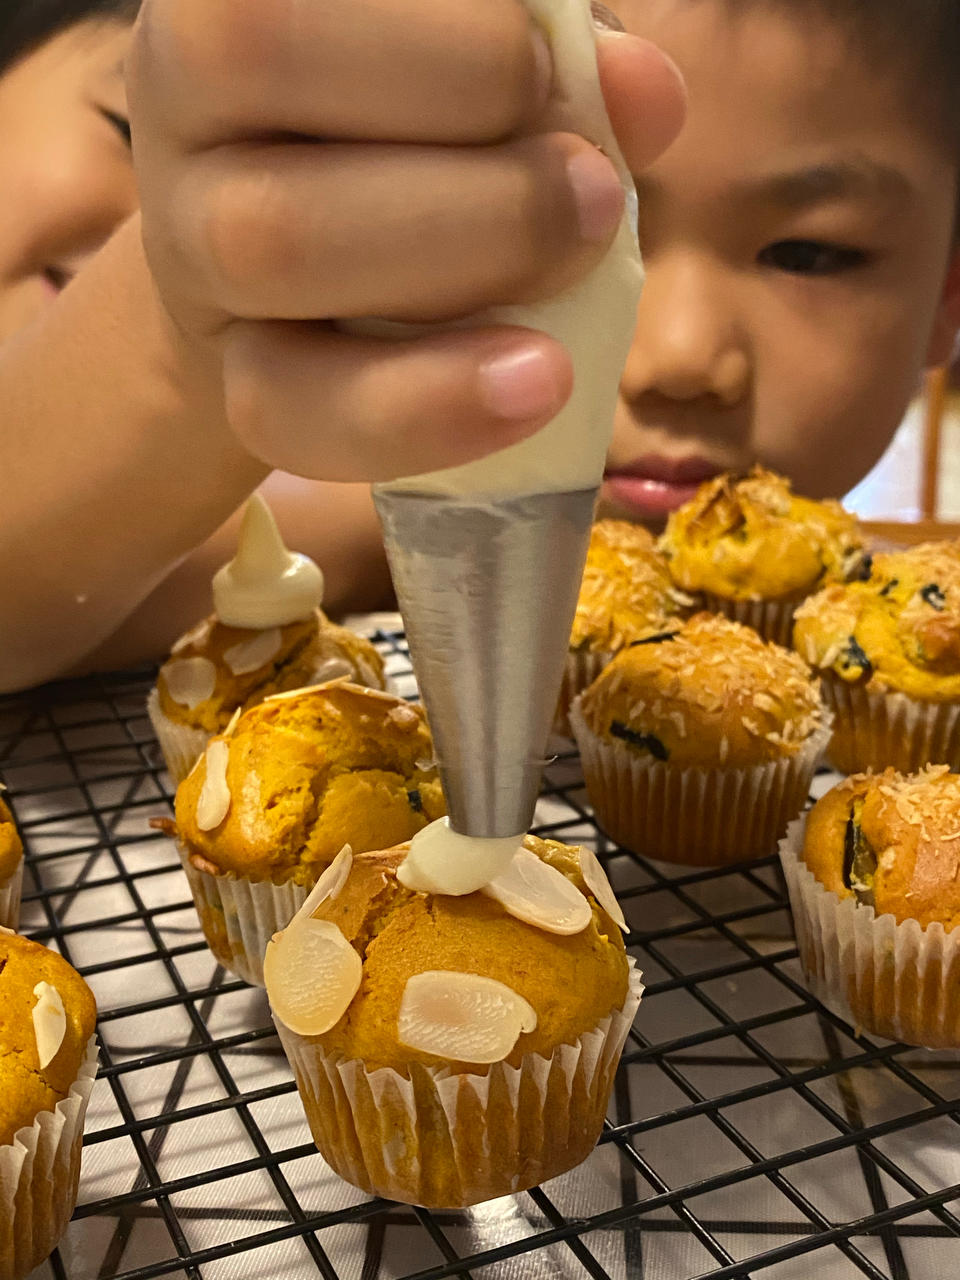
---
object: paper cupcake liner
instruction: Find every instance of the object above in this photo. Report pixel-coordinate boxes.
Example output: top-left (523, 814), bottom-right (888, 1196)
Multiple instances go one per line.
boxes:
top-left (554, 649), bottom-right (613, 736)
top-left (0, 1035), bottom-right (98, 1280)
top-left (700, 592), bottom-right (804, 648)
top-left (779, 818), bottom-right (960, 1048)
top-left (147, 689), bottom-right (210, 787)
top-left (0, 858), bottom-right (23, 931)
top-left (819, 675), bottom-right (960, 775)
top-left (571, 701), bottom-right (832, 866)
top-left (179, 847), bottom-right (308, 986)
top-left (275, 961), bottom-right (643, 1209)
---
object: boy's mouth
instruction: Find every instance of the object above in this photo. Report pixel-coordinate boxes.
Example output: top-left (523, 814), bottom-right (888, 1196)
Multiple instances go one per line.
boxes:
top-left (602, 456), bottom-right (721, 520)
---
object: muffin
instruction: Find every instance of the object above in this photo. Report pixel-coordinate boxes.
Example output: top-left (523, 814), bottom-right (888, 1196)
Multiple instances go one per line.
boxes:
top-left (780, 765), bottom-right (960, 1047)
top-left (264, 833), bottom-right (641, 1207)
top-left (0, 797), bottom-right (23, 930)
top-left (659, 467), bottom-right (866, 644)
top-left (793, 541), bottom-right (960, 773)
top-left (162, 681), bottom-right (445, 985)
top-left (570, 613), bottom-right (832, 865)
top-left (0, 930), bottom-right (98, 1279)
top-left (148, 494), bottom-right (386, 784)
top-left (556, 520), bottom-right (692, 732)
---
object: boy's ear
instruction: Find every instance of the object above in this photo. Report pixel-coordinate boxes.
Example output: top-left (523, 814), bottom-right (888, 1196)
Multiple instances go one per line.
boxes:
top-left (926, 243), bottom-right (960, 367)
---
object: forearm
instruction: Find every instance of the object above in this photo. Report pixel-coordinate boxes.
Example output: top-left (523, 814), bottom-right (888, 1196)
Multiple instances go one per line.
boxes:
top-left (0, 215), bottom-right (268, 691)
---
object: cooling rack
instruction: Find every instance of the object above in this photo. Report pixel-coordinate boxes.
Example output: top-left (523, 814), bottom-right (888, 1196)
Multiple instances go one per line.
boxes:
top-left (2, 624), bottom-right (959, 1280)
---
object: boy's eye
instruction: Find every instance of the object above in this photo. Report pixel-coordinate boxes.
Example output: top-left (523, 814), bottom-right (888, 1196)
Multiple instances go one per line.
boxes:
top-left (758, 239), bottom-right (867, 275)
top-left (100, 108), bottom-right (132, 147)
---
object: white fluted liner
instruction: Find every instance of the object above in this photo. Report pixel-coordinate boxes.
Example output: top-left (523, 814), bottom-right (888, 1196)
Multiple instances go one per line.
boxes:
top-left (571, 700), bottom-right (832, 866)
top-left (700, 592), bottom-right (804, 648)
top-left (0, 858), bottom-right (23, 931)
top-left (146, 689), bottom-right (209, 786)
top-left (819, 675), bottom-right (960, 775)
top-left (0, 1035), bottom-right (98, 1280)
top-left (179, 848), bottom-right (308, 986)
top-left (275, 961), bottom-right (643, 1208)
top-left (779, 818), bottom-right (960, 1048)
top-left (554, 648), bottom-right (613, 735)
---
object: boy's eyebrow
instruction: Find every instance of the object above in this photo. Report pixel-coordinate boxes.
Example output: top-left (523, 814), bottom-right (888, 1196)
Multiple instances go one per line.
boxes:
top-left (745, 158), bottom-right (915, 208)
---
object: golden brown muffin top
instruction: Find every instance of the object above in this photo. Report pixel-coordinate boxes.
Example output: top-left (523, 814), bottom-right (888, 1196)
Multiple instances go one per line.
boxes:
top-left (275, 837), bottom-right (628, 1074)
top-left (0, 932), bottom-right (97, 1146)
top-left (174, 682), bottom-right (444, 884)
top-left (802, 765), bottom-right (960, 930)
top-left (0, 797), bottom-right (23, 880)
top-left (793, 541), bottom-right (960, 702)
top-left (571, 520), bottom-right (692, 654)
top-left (156, 608), bottom-right (385, 733)
top-left (659, 467), bottom-right (865, 601)
top-left (578, 612), bottom-right (824, 768)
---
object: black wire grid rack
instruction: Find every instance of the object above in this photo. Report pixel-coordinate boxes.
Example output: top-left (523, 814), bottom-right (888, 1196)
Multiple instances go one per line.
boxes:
top-left (3, 625), bottom-right (960, 1280)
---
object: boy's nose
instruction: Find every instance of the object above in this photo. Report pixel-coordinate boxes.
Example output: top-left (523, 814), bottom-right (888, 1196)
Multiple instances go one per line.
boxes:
top-left (621, 250), bottom-right (750, 407)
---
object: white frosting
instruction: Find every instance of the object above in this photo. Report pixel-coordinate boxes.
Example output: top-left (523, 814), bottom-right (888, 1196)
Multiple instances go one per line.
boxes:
top-left (32, 981), bottom-right (66, 1069)
top-left (482, 846), bottom-right (591, 934)
top-left (264, 917), bottom-right (362, 1036)
top-left (397, 817), bottom-right (522, 896)
top-left (223, 627), bottom-right (283, 675)
top-left (397, 970), bottom-right (537, 1063)
top-left (579, 846), bottom-right (628, 931)
top-left (160, 657), bottom-right (217, 708)
top-left (366, 0), bottom-right (642, 498)
top-left (213, 493), bottom-right (325, 627)
top-left (196, 739), bottom-right (231, 831)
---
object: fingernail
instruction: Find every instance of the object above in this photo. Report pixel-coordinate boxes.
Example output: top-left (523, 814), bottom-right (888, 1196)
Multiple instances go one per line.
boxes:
top-left (567, 148), bottom-right (625, 242)
top-left (590, 2), bottom-right (625, 32)
top-left (478, 345), bottom-right (563, 421)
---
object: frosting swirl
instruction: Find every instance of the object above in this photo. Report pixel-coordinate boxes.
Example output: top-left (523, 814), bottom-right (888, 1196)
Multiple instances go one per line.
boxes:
top-left (213, 494), bottom-right (324, 628)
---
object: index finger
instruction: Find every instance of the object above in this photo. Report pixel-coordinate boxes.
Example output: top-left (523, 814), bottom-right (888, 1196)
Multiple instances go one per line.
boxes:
top-left (597, 33), bottom-right (687, 175)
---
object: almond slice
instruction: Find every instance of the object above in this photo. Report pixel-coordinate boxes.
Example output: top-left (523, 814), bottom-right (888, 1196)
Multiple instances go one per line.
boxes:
top-left (311, 657), bottom-right (355, 684)
top-left (482, 847), bottom-right (591, 935)
top-left (579, 847), bottom-right (628, 932)
top-left (223, 627), bottom-right (282, 675)
top-left (292, 845), bottom-right (353, 927)
top-left (196, 739), bottom-right (231, 831)
top-left (397, 971), bottom-right (537, 1063)
top-left (32, 981), bottom-right (66, 1069)
top-left (264, 918), bottom-right (361, 1036)
top-left (160, 656), bottom-right (217, 708)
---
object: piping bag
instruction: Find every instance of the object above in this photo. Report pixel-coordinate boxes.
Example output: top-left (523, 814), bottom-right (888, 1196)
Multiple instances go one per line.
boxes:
top-left (352, 0), bottom-right (642, 841)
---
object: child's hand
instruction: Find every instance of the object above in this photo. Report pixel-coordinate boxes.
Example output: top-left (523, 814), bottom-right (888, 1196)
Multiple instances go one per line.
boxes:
top-left (127, 0), bottom-right (684, 482)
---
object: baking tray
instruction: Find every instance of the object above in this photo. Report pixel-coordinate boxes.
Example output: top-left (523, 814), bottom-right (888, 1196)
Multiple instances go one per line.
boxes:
top-left (2, 624), bottom-right (959, 1279)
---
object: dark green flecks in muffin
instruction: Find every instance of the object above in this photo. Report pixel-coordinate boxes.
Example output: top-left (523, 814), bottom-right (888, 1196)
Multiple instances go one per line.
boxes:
top-left (839, 636), bottom-right (873, 680)
top-left (843, 797), bottom-right (878, 906)
top-left (610, 721), bottom-right (669, 761)
top-left (921, 583), bottom-right (946, 611)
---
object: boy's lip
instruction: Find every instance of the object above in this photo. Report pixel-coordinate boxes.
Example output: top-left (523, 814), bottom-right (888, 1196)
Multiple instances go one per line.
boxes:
top-left (602, 455), bottom-right (722, 518)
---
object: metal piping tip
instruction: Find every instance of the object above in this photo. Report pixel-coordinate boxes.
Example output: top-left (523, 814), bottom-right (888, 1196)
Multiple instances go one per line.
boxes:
top-left (374, 486), bottom-right (597, 838)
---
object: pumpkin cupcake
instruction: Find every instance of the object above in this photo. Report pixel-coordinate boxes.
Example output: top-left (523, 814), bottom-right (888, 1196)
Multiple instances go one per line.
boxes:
top-left (793, 541), bottom-right (960, 773)
top-left (556, 520), bottom-right (692, 732)
top-left (780, 765), bottom-right (960, 1048)
top-left (571, 613), bottom-right (831, 865)
top-left (264, 831), bottom-right (641, 1207)
top-left (162, 681), bottom-right (444, 985)
top-left (0, 930), bottom-right (98, 1280)
top-left (0, 797), bottom-right (23, 930)
top-left (659, 467), bottom-right (867, 645)
top-left (148, 494), bottom-right (385, 784)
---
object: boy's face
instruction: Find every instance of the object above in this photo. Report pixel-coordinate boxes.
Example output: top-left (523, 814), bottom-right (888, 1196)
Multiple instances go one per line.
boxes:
top-left (0, 20), bottom-right (137, 341)
top-left (602, 0), bottom-right (960, 523)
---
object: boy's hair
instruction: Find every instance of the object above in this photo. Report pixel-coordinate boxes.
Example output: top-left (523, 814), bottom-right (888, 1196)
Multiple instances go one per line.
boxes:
top-left (0, 0), bottom-right (140, 75)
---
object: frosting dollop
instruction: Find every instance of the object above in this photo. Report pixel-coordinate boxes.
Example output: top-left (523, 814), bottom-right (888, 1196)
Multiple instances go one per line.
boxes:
top-left (397, 817), bottom-right (522, 896)
top-left (213, 494), bottom-right (325, 628)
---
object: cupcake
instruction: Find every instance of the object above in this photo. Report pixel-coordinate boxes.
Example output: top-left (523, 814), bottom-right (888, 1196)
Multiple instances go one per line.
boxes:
top-left (570, 613), bottom-right (832, 865)
top-left (659, 467), bottom-right (866, 645)
top-left (0, 797), bottom-right (23, 930)
top-left (161, 681), bottom-right (445, 985)
top-left (148, 494), bottom-right (386, 784)
top-left (780, 765), bottom-right (960, 1047)
top-left (556, 520), bottom-right (692, 732)
top-left (793, 541), bottom-right (960, 774)
top-left (264, 830), bottom-right (641, 1207)
top-left (0, 929), bottom-right (98, 1279)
